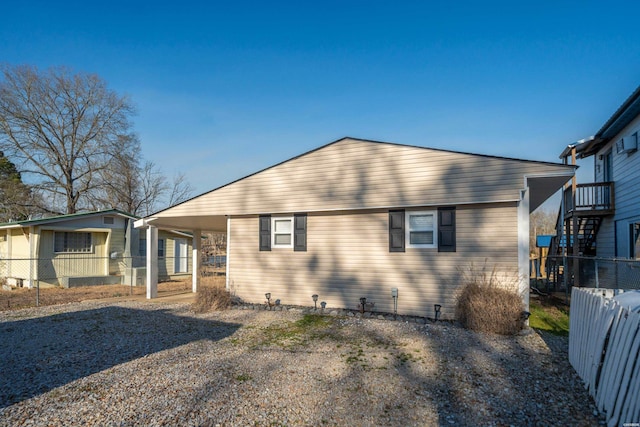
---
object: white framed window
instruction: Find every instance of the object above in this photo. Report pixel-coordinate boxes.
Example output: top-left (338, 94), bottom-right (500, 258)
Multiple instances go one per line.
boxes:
top-left (272, 217), bottom-right (293, 248)
top-left (406, 211), bottom-right (437, 248)
top-left (54, 232), bottom-right (93, 253)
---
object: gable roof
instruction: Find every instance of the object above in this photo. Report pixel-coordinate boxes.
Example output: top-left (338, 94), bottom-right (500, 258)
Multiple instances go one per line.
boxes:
top-left (139, 137), bottom-right (574, 231)
top-left (562, 85), bottom-right (640, 159)
top-left (0, 209), bottom-right (137, 230)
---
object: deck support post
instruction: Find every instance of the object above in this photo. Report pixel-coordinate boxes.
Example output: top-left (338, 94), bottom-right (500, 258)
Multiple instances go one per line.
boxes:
top-left (518, 187), bottom-right (530, 316)
top-left (571, 147), bottom-right (580, 287)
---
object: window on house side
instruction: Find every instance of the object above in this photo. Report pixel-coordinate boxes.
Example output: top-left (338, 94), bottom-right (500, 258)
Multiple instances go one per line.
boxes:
top-left (139, 239), bottom-right (165, 257)
top-left (272, 217), bottom-right (293, 248)
top-left (406, 211), bottom-right (437, 248)
top-left (54, 232), bottom-right (92, 253)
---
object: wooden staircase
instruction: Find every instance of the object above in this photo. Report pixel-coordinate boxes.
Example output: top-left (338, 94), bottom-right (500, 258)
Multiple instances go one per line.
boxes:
top-left (546, 182), bottom-right (614, 289)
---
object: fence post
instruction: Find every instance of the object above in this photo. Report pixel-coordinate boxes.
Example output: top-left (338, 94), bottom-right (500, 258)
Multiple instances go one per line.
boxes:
top-left (36, 279), bottom-right (39, 307)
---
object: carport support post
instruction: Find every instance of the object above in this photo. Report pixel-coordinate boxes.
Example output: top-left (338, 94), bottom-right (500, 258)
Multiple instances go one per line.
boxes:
top-left (146, 226), bottom-right (158, 299)
top-left (518, 187), bottom-right (530, 317)
top-left (192, 229), bottom-right (201, 293)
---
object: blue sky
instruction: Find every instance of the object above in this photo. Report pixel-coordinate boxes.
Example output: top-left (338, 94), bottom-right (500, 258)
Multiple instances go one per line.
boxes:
top-left (2, 1), bottom-right (639, 211)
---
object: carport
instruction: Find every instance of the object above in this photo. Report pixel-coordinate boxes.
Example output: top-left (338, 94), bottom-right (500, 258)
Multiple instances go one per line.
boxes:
top-left (134, 214), bottom-right (228, 299)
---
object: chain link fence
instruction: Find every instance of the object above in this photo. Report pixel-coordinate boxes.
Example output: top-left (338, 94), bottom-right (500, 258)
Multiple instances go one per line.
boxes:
top-left (543, 255), bottom-right (640, 292)
top-left (0, 253), bottom-right (225, 289)
top-left (1, 254), bottom-right (226, 308)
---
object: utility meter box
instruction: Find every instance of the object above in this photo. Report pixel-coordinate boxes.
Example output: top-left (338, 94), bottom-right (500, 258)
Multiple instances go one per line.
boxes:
top-left (391, 288), bottom-right (398, 298)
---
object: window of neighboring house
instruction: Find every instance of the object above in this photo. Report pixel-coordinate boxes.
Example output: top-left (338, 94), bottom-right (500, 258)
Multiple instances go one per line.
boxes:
top-left (103, 216), bottom-right (115, 225)
top-left (54, 232), bottom-right (92, 253)
top-left (406, 211), bottom-right (437, 248)
top-left (139, 239), bottom-right (165, 257)
top-left (272, 217), bottom-right (293, 248)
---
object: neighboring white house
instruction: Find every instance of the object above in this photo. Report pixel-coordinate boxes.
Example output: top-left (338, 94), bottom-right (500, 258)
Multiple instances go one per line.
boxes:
top-left (0, 209), bottom-right (192, 288)
top-left (136, 137), bottom-right (575, 319)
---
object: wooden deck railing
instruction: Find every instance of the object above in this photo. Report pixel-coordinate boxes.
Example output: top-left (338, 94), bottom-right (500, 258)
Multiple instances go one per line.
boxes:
top-left (563, 182), bottom-right (614, 216)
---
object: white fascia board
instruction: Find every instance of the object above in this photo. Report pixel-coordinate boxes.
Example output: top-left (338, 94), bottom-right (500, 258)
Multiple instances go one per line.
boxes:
top-left (134, 217), bottom-right (157, 229)
top-left (0, 223), bottom-right (22, 230)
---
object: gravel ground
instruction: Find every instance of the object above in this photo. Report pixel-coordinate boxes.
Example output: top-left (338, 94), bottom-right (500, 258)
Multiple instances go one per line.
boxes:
top-left (0, 300), bottom-right (603, 426)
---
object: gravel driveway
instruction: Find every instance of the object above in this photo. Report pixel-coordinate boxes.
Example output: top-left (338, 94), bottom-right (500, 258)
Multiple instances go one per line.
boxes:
top-left (0, 300), bottom-right (602, 426)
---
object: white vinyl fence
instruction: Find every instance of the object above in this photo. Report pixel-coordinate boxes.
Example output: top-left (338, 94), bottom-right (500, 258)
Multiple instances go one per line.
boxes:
top-left (569, 288), bottom-right (640, 427)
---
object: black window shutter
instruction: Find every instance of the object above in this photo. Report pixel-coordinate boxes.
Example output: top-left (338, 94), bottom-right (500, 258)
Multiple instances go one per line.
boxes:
top-left (293, 214), bottom-right (307, 252)
top-left (389, 210), bottom-right (405, 252)
top-left (259, 215), bottom-right (271, 251)
top-left (438, 207), bottom-right (456, 252)
top-left (294, 214), bottom-right (307, 252)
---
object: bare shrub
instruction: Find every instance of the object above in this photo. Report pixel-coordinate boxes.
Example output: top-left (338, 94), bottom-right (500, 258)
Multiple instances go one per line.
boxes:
top-left (192, 285), bottom-right (231, 313)
top-left (455, 263), bottom-right (525, 335)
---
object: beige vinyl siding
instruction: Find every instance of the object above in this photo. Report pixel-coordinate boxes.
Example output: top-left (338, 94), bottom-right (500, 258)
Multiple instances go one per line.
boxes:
top-left (1, 229), bottom-right (30, 280)
top-left (160, 138), bottom-right (572, 218)
top-left (141, 232), bottom-right (192, 280)
top-left (9, 228), bottom-right (29, 258)
top-left (38, 230), bottom-right (108, 283)
top-left (228, 204), bottom-right (518, 319)
top-left (109, 228), bottom-right (126, 275)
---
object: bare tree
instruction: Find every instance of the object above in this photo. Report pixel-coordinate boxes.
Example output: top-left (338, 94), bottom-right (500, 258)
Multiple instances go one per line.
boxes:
top-left (530, 208), bottom-right (558, 254)
top-left (0, 64), bottom-right (135, 214)
top-left (88, 133), bottom-right (143, 213)
top-left (88, 158), bottom-right (194, 216)
top-left (137, 161), bottom-right (170, 216)
top-left (166, 171), bottom-right (194, 207)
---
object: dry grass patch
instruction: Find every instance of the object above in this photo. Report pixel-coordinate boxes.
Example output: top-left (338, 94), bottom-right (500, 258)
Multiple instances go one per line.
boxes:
top-left (0, 281), bottom-right (191, 311)
top-left (192, 276), bottom-right (231, 313)
top-left (455, 263), bottom-right (525, 335)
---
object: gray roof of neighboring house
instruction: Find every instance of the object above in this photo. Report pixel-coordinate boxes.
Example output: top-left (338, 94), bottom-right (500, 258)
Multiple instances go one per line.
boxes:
top-left (0, 209), bottom-right (193, 238)
top-left (0, 209), bottom-right (137, 229)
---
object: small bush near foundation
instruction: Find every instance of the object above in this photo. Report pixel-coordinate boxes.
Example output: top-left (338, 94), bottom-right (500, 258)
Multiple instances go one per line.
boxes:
top-left (455, 264), bottom-right (525, 335)
top-left (192, 285), bottom-right (232, 313)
